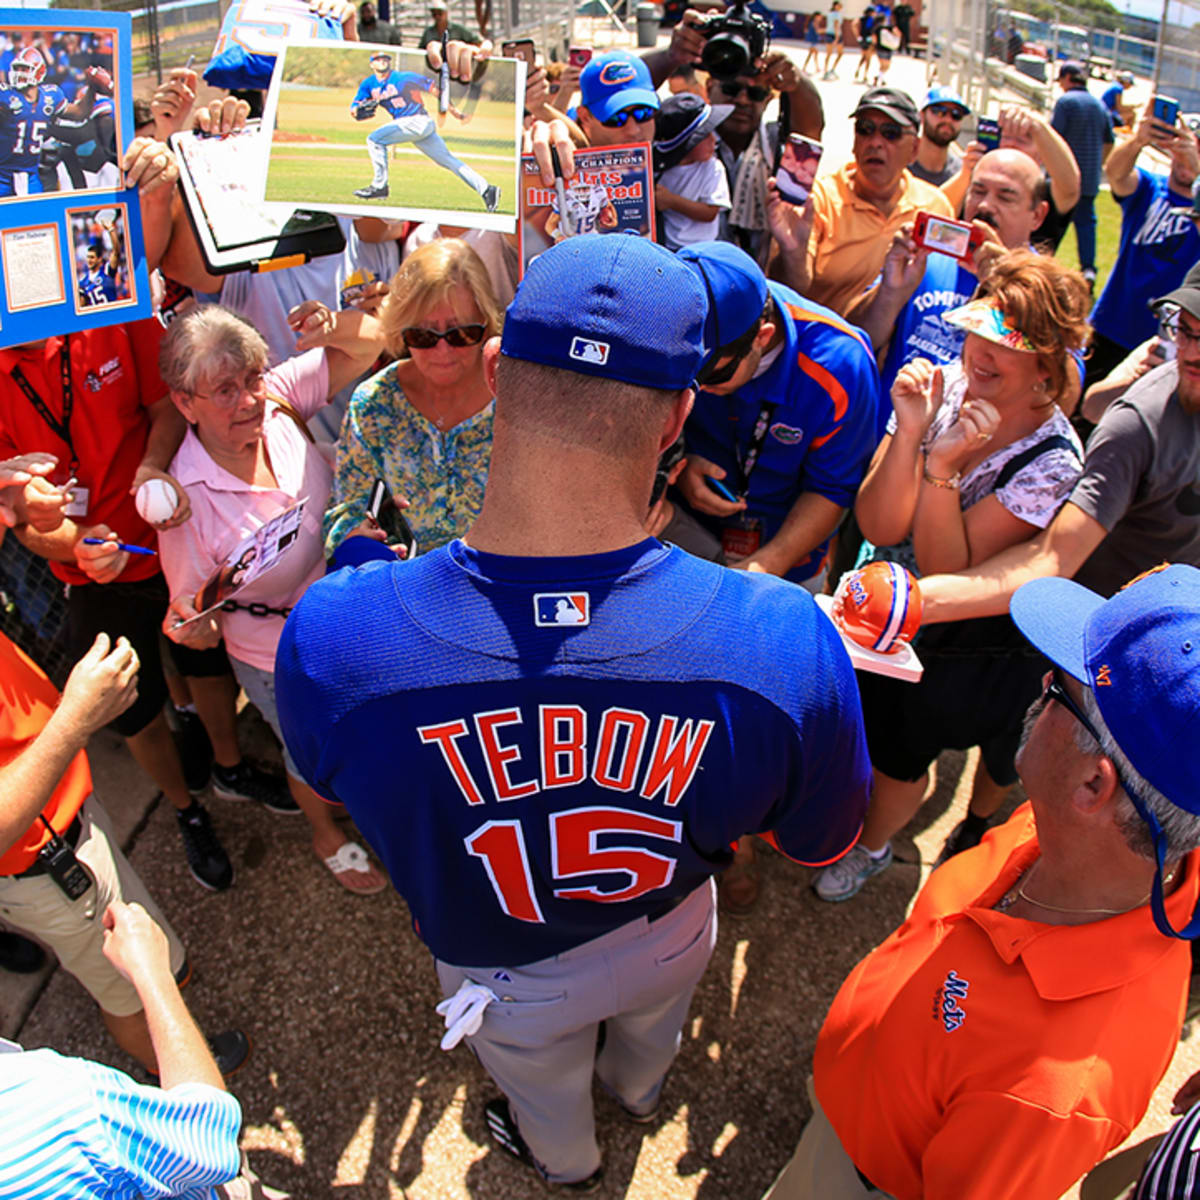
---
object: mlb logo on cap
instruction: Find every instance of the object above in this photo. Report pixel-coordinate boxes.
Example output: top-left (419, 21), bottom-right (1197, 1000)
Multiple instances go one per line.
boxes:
top-left (534, 592), bottom-right (590, 626)
top-left (569, 337), bottom-right (610, 365)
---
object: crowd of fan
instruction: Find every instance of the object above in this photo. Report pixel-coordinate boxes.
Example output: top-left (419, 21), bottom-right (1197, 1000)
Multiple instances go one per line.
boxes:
top-left (1, 6), bottom-right (1200, 1197)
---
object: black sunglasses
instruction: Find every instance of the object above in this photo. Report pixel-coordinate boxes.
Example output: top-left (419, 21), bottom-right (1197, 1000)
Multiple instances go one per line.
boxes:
top-left (927, 103), bottom-right (965, 118)
top-left (854, 117), bottom-right (909, 142)
top-left (402, 323), bottom-right (486, 349)
top-left (719, 81), bottom-right (771, 102)
top-left (601, 104), bottom-right (656, 127)
top-left (697, 352), bottom-right (742, 388)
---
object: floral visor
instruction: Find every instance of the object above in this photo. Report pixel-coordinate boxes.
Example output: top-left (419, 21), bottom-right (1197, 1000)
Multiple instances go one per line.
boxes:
top-left (943, 298), bottom-right (1037, 353)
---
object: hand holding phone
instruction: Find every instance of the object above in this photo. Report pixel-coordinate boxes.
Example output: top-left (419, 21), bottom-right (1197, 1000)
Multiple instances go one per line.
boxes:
top-left (502, 39), bottom-right (537, 68)
top-left (912, 211), bottom-right (985, 260)
top-left (975, 116), bottom-right (1000, 153)
top-left (568, 45), bottom-right (593, 68)
top-left (775, 134), bottom-right (823, 207)
top-left (367, 479), bottom-right (417, 558)
top-left (1153, 94), bottom-right (1180, 129)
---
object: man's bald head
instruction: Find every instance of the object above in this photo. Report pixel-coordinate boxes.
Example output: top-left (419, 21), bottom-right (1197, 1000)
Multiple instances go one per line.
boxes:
top-left (964, 147), bottom-right (1048, 250)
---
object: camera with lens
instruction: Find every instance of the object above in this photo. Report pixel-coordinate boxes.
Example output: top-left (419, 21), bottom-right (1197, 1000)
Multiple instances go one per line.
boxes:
top-left (699, 2), bottom-right (771, 79)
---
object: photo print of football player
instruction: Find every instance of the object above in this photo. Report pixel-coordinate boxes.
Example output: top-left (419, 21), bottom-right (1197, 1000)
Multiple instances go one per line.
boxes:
top-left (69, 205), bottom-right (131, 310)
top-left (351, 49), bottom-right (500, 211)
top-left (544, 178), bottom-right (617, 241)
top-left (0, 33), bottom-right (119, 199)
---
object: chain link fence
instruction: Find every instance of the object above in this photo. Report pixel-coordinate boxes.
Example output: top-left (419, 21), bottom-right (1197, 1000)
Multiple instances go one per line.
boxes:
top-left (0, 537), bottom-right (71, 688)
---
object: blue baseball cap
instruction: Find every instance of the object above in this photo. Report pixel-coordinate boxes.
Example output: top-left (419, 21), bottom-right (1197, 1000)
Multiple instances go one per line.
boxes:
top-left (922, 85), bottom-right (969, 116)
top-left (1012, 564), bottom-right (1200, 937)
top-left (579, 50), bottom-right (659, 123)
top-left (500, 234), bottom-right (707, 391)
top-left (676, 241), bottom-right (768, 357)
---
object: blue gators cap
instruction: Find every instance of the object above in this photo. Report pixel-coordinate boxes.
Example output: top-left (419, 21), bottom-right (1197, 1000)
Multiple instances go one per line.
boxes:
top-left (579, 49), bottom-right (660, 123)
top-left (676, 240), bottom-right (768, 358)
top-left (1011, 563), bottom-right (1200, 938)
top-left (922, 84), bottom-right (969, 116)
top-left (500, 234), bottom-right (707, 390)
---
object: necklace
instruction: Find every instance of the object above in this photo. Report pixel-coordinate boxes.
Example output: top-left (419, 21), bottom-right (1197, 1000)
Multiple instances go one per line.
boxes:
top-left (995, 864), bottom-right (1178, 916)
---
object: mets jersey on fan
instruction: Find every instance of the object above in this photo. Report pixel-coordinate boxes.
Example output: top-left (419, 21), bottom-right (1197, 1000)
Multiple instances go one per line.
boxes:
top-left (0, 85), bottom-right (67, 170)
top-left (276, 539), bottom-right (870, 966)
top-left (352, 71), bottom-right (431, 119)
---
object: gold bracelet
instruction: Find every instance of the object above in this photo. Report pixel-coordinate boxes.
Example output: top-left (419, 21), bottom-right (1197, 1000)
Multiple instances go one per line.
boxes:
top-left (923, 469), bottom-right (961, 489)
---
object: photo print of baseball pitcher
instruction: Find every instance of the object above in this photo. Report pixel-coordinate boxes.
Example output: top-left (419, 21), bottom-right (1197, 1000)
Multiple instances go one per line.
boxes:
top-left (261, 40), bottom-right (523, 232)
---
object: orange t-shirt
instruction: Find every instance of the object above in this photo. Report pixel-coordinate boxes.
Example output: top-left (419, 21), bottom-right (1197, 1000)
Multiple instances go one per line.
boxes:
top-left (0, 633), bottom-right (92, 874)
top-left (805, 163), bottom-right (955, 317)
top-left (814, 804), bottom-right (1199, 1200)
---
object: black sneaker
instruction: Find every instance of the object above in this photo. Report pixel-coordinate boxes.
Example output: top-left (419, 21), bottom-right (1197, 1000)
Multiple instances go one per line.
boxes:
top-left (934, 815), bottom-right (991, 869)
top-left (484, 1098), bottom-right (603, 1193)
top-left (212, 761), bottom-right (301, 816)
top-left (149, 1029), bottom-right (251, 1086)
top-left (173, 708), bottom-right (213, 793)
top-left (176, 803), bottom-right (234, 891)
top-left (482, 184), bottom-right (501, 213)
top-left (0, 931), bottom-right (46, 974)
top-left (210, 1029), bottom-right (251, 1078)
top-left (354, 183), bottom-right (389, 199)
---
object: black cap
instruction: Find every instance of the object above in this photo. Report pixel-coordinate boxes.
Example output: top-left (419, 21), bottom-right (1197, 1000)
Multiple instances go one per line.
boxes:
top-left (1153, 259), bottom-right (1200, 321)
top-left (852, 86), bottom-right (920, 130)
top-left (653, 94), bottom-right (734, 171)
top-left (1058, 60), bottom-right (1087, 83)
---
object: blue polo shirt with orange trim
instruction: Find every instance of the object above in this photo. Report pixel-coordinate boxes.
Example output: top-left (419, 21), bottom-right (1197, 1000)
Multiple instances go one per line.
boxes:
top-left (683, 281), bottom-right (881, 582)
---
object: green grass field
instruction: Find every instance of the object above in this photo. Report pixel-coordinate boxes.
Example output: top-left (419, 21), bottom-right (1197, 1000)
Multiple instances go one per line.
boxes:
top-left (1059, 189), bottom-right (1122, 295)
top-left (267, 84), bottom-right (518, 217)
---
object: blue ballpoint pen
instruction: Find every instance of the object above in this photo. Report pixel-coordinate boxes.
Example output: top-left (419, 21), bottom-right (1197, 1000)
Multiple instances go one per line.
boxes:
top-left (81, 537), bottom-right (156, 557)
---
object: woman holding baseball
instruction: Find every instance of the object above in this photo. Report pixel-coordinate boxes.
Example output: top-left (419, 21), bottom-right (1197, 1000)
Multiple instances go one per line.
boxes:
top-left (813, 250), bottom-right (1091, 903)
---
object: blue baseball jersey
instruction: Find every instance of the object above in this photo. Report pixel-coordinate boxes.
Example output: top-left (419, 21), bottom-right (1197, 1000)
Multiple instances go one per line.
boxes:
top-left (0, 85), bottom-right (67, 171)
top-left (352, 71), bottom-right (431, 119)
top-left (78, 262), bottom-right (118, 307)
top-left (1091, 168), bottom-right (1200, 352)
top-left (276, 539), bottom-right (870, 967)
top-left (684, 281), bottom-right (881, 581)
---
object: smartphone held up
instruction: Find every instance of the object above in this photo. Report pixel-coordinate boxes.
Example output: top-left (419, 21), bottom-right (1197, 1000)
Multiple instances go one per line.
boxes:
top-left (775, 134), bottom-right (823, 207)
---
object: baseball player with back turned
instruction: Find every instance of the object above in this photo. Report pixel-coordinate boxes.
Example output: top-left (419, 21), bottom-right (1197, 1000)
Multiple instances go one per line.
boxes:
top-left (276, 234), bottom-right (870, 1192)
top-left (350, 49), bottom-right (500, 212)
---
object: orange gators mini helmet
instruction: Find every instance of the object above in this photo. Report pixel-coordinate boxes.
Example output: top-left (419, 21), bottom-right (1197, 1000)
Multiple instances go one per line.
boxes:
top-left (832, 561), bottom-right (923, 654)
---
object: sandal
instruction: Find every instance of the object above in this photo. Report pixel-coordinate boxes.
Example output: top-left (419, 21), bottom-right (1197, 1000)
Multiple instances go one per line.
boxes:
top-left (323, 841), bottom-right (388, 896)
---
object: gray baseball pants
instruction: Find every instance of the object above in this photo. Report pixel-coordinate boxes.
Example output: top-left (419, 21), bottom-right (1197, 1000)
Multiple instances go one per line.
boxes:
top-left (435, 878), bottom-right (718, 1184)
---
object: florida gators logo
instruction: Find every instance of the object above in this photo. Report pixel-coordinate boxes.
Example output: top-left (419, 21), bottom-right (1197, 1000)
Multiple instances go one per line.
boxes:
top-left (597, 61), bottom-right (637, 86)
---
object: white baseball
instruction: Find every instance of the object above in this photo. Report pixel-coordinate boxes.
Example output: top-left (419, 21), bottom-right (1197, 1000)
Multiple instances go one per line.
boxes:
top-left (135, 478), bottom-right (178, 524)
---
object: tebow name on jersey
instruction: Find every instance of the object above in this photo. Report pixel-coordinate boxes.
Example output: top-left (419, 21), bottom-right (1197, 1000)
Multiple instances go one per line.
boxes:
top-left (418, 705), bottom-right (715, 808)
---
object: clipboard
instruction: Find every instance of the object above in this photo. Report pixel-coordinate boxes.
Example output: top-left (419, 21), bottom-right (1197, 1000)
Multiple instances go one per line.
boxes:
top-left (169, 122), bottom-right (344, 275)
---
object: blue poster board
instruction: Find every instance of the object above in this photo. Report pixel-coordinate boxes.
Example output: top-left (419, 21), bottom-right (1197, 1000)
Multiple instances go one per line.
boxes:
top-left (0, 9), bottom-right (150, 349)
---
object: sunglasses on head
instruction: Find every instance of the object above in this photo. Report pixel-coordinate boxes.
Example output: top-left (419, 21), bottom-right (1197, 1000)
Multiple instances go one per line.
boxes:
top-left (601, 104), bottom-right (656, 127)
top-left (402, 323), bottom-right (486, 349)
top-left (854, 117), bottom-right (909, 141)
top-left (718, 81), bottom-right (771, 102)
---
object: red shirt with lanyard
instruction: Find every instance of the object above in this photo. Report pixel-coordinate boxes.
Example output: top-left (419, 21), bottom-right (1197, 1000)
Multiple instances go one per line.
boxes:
top-left (0, 322), bottom-right (166, 586)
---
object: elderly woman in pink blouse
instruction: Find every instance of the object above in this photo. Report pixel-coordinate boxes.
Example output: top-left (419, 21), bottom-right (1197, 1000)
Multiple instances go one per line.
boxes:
top-left (158, 302), bottom-right (390, 895)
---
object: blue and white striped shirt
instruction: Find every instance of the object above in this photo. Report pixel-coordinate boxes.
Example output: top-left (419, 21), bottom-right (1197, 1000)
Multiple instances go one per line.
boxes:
top-left (0, 1047), bottom-right (241, 1199)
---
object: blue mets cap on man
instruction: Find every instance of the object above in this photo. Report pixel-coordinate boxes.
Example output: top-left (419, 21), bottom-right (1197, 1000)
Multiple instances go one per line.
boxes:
top-left (1011, 563), bottom-right (1200, 938)
top-left (579, 49), bottom-right (660, 123)
top-left (500, 234), bottom-right (707, 391)
top-left (676, 241), bottom-right (768, 358)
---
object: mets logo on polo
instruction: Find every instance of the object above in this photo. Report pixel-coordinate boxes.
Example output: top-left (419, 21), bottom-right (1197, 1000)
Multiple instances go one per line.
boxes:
top-left (933, 970), bottom-right (969, 1032)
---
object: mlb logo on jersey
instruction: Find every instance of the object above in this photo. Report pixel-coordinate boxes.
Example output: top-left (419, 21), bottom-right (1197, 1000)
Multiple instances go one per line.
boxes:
top-left (534, 592), bottom-right (590, 626)
top-left (569, 337), bottom-right (609, 366)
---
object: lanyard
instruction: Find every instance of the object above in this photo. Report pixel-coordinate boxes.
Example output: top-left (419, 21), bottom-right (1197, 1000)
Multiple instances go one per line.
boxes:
top-left (728, 401), bottom-right (776, 496)
top-left (9, 340), bottom-right (77, 474)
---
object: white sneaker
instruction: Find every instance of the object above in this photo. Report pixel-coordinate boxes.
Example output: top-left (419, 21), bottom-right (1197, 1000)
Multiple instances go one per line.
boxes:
top-left (812, 843), bottom-right (893, 902)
